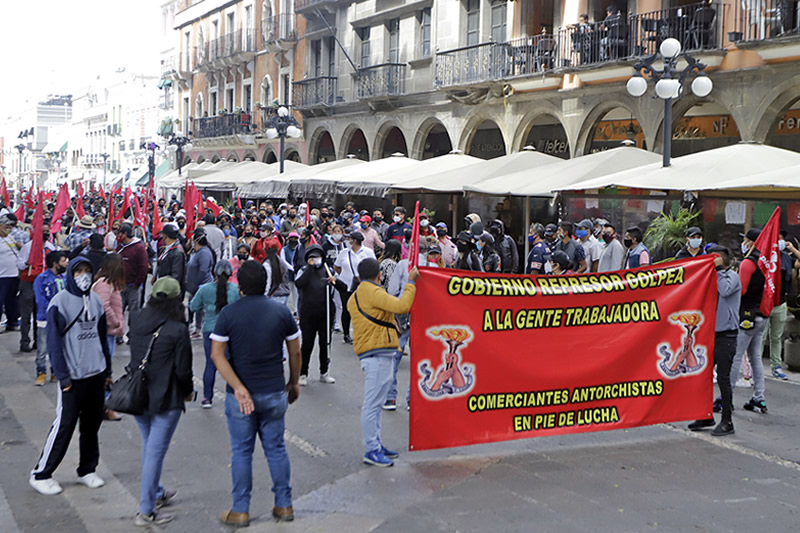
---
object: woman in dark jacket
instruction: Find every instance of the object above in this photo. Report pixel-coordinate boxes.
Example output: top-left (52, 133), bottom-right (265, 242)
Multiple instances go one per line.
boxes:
top-left (185, 228), bottom-right (214, 337)
top-left (128, 276), bottom-right (193, 527)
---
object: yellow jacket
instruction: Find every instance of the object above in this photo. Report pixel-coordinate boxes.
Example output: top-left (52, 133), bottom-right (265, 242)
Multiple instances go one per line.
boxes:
top-left (347, 280), bottom-right (416, 357)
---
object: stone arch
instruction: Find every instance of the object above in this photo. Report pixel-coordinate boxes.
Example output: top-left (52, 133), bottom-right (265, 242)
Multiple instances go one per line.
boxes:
top-left (308, 127), bottom-right (336, 164)
top-left (340, 123), bottom-right (370, 160)
top-left (411, 117), bottom-right (453, 160)
top-left (196, 154), bottom-right (207, 164)
top-left (513, 110), bottom-right (571, 159)
top-left (458, 115), bottom-right (507, 160)
top-left (653, 94), bottom-right (743, 157)
top-left (242, 149), bottom-right (257, 161)
top-left (284, 146), bottom-right (302, 163)
top-left (575, 99), bottom-right (648, 157)
top-left (263, 148), bottom-right (278, 164)
top-left (225, 151), bottom-right (240, 162)
top-left (182, 155), bottom-right (192, 166)
top-left (752, 74), bottom-right (800, 144)
top-left (210, 152), bottom-right (222, 163)
top-left (373, 121), bottom-right (409, 160)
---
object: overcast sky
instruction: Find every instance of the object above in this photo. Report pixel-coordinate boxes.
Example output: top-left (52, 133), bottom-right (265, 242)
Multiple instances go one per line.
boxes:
top-left (0, 0), bottom-right (163, 120)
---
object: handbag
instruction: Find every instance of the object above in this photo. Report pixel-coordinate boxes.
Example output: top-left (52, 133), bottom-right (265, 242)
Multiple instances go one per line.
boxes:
top-left (106, 325), bottom-right (164, 415)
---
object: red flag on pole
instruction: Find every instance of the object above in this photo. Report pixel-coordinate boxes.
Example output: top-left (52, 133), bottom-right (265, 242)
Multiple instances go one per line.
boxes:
top-left (107, 190), bottom-right (115, 230)
top-left (25, 189), bottom-right (35, 209)
top-left (0, 178), bottom-right (11, 208)
top-left (184, 181), bottom-right (196, 239)
top-left (14, 203), bottom-right (24, 221)
top-left (132, 194), bottom-right (145, 228)
top-left (75, 182), bottom-right (86, 219)
top-left (409, 201), bottom-right (421, 270)
top-left (50, 183), bottom-right (70, 234)
top-left (29, 193), bottom-right (45, 271)
top-left (237, 196), bottom-right (242, 209)
top-left (116, 188), bottom-right (132, 223)
top-left (206, 197), bottom-right (222, 218)
top-left (753, 206), bottom-right (781, 317)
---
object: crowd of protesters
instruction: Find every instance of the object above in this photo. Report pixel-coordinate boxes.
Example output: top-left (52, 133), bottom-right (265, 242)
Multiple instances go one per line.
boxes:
top-left (1, 186), bottom-right (795, 527)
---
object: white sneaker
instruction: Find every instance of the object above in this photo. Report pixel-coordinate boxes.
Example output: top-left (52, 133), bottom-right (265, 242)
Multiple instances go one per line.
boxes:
top-left (29, 476), bottom-right (63, 495)
top-left (77, 473), bottom-right (105, 489)
top-left (735, 378), bottom-right (752, 388)
top-left (299, 375), bottom-right (308, 386)
top-left (320, 373), bottom-right (336, 384)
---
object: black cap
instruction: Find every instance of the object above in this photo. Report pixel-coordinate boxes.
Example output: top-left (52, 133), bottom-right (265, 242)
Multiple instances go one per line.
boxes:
top-left (349, 231), bottom-right (365, 242)
top-left (551, 250), bottom-right (571, 270)
top-left (469, 221), bottom-right (484, 237)
top-left (544, 223), bottom-right (558, 236)
top-left (740, 228), bottom-right (761, 241)
top-left (160, 225), bottom-right (179, 239)
top-left (686, 226), bottom-right (703, 237)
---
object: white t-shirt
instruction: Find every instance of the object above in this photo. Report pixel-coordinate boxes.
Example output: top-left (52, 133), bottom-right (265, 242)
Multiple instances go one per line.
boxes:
top-left (580, 235), bottom-right (603, 266)
top-left (334, 246), bottom-right (376, 289)
top-left (0, 235), bottom-right (21, 278)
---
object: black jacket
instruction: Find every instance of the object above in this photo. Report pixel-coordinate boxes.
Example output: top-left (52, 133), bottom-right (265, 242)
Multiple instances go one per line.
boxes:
top-left (492, 220), bottom-right (519, 273)
top-left (128, 308), bottom-right (193, 415)
top-left (157, 244), bottom-right (186, 288)
top-left (295, 259), bottom-right (346, 316)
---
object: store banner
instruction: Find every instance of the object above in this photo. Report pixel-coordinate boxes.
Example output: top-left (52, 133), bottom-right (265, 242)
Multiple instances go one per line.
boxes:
top-left (409, 257), bottom-right (718, 451)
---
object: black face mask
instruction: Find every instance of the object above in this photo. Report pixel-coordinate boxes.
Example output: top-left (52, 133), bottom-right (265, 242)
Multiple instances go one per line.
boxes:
top-left (237, 254), bottom-right (248, 261)
top-left (177, 221), bottom-right (186, 229)
top-left (288, 213), bottom-right (296, 219)
top-left (436, 229), bottom-right (447, 238)
top-left (457, 241), bottom-right (469, 253)
top-left (266, 209), bottom-right (274, 215)
top-left (244, 232), bottom-right (253, 237)
top-left (624, 238), bottom-right (634, 248)
top-left (373, 216), bottom-right (383, 223)
top-left (56, 265), bottom-right (67, 274)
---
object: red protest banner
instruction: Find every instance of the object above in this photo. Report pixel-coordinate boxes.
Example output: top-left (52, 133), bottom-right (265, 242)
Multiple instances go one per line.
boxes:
top-left (408, 257), bottom-right (718, 451)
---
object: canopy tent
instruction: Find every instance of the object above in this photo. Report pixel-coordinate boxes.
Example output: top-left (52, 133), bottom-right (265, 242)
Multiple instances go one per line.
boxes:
top-left (465, 146), bottom-right (661, 197)
top-left (690, 164), bottom-right (800, 196)
top-left (157, 162), bottom-right (202, 190)
top-left (338, 152), bottom-right (483, 197)
top-left (390, 149), bottom-right (561, 194)
top-left (289, 154), bottom-right (420, 197)
top-left (187, 160), bottom-right (237, 179)
top-left (41, 139), bottom-right (68, 154)
top-left (555, 144), bottom-right (800, 194)
top-left (190, 160), bottom-right (307, 191)
top-left (237, 157), bottom-right (366, 198)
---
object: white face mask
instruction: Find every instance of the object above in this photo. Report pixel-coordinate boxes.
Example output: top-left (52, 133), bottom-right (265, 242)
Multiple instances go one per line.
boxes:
top-left (420, 219), bottom-right (429, 227)
top-left (332, 233), bottom-right (343, 242)
top-left (688, 237), bottom-right (702, 249)
top-left (393, 215), bottom-right (402, 223)
top-left (311, 257), bottom-right (323, 267)
top-left (74, 272), bottom-right (92, 291)
top-left (741, 242), bottom-right (749, 254)
top-left (779, 239), bottom-right (786, 252)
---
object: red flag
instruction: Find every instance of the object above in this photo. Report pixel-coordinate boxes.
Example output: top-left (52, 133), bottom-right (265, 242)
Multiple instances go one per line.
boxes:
top-left (107, 191), bottom-right (115, 230)
top-left (29, 193), bottom-right (45, 272)
top-left (132, 194), bottom-right (145, 227)
top-left (116, 189), bottom-right (132, 223)
top-left (152, 206), bottom-right (163, 236)
top-left (237, 196), bottom-right (242, 209)
top-left (206, 197), bottom-right (222, 218)
top-left (90, 182), bottom-right (95, 194)
top-left (409, 201), bottom-right (421, 270)
top-left (75, 184), bottom-right (86, 219)
top-left (50, 183), bottom-right (70, 234)
top-left (0, 178), bottom-right (10, 208)
top-left (14, 203), bottom-right (24, 221)
top-left (184, 181), bottom-right (196, 239)
top-left (753, 206), bottom-right (781, 317)
top-left (25, 190), bottom-right (35, 209)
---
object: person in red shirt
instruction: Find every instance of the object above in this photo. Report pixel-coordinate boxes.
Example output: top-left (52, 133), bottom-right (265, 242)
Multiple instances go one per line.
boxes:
top-left (251, 222), bottom-right (282, 263)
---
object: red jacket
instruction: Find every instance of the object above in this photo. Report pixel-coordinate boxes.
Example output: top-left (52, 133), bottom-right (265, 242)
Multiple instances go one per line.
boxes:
top-left (251, 235), bottom-right (282, 263)
top-left (118, 238), bottom-right (149, 286)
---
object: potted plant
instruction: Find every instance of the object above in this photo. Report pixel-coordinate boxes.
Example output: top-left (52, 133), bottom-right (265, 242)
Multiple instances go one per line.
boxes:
top-left (233, 106), bottom-right (243, 115)
top-left (218, 108), bottom-right (226, 115)
top-left (643, 208), bottom-right (702, 262)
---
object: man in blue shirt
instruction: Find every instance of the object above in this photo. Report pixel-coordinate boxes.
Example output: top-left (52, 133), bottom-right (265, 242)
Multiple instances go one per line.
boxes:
top-left (211, 261), bottom-right (301, 526)
top-left (525, 223), bottom-right (551, 275)
top-left (384, 206), bottom-right (412, 242)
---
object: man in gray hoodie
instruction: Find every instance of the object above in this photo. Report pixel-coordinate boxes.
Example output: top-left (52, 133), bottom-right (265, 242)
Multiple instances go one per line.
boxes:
top-left (29, 256), bottom-right (111, 495)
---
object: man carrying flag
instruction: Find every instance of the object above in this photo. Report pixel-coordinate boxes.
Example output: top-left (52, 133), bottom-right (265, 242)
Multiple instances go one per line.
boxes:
top-left (729, 209), bottom-right (780, 414)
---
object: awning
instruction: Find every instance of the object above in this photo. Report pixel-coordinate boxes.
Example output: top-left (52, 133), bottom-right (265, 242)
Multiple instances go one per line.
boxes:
top-left (157, 78), bottom-right (173, 89)
top-left (191, 160), bottom-right (308, 191)
top-left (237, 157), bottom-right (366, 198)
top-left (555, 143), bottom-right (800, 194)
top-left (135, 160), bottom-right (171, 187)
top-left (290, 154), bottom-right (419, 197)
top-left (41, 139), bottom-right (68, 154)
top-left (390, 149), bottom-right (561, 194)
top-left (692, 163), bottom-right (800, 197)
top-left (465, 146), bottom-right (661, 197)
top-left (187, 160), bottom-right (236, 179)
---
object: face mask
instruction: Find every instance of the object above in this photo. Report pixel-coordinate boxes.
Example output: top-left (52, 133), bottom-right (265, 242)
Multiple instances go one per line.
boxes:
top-left (237, 253), bottom-right (249, 261)
top-left (779, 239), bottom-right (786, 252)
top-left (476, 241), bottom-right (484, 250)
top-left (393, 215), bottom-right (402, 223)
top-left (332, 233), bottom-right (343, 242)
top-left (56, 264), bottom-right (67, 274)
top-left (311, 215), bottom-right (317, 222)
top-left (266, 209), bottom-right (274, 215)
top-left (223, 229), bottom-right (232, 237)
top-left (374, 216), bottom-right (383, 223)
top-left (177, 221), bottom-right (185, 229)
top-left (457, 242), bottom-right (469, 253)
top-left (603, 233), bottom-right (614, 243)
top-left (624, 238), bottom-right (633, 248)
top-left (741, 242), bottom-right (749, 254)
top-left (289, 213), bottom-right (296, 219)
top-left (244, 232), bottom-right (253, 237)
top-left (281, 210), bottom-right (287, 216)
top-left (288, 239), bottom-right (298, 248)
top-left (260, 231), bottom-right (269, 238)
top-left (437, 229), bottom-right (447, 238)
top-left (688, 237), bottom-right (702, 249)
top-left (420, 220), bottom-right (429, 227)
top-left (576, 229), bottom-right (589, 239)
top-left (311, 257), bottom-right (323, 267)
top-left (528, 235), bottom-right (536, 244)
top-left (74, 272), bottom-right (92, 291)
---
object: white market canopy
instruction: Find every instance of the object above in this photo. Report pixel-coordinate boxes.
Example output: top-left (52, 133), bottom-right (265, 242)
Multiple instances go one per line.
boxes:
top-left (466, 146), bottom-right (661, 197)
top-left (555, 143), bottom-right (800, 194)
top-left (238, 157), bottom-right (367, 198)
top-left (191, 160), bottom-right (307, 191)
top-left (289, 154), bottom-right (421, 197)
top-left (390, 149), bottom-right (561, 194)
top-left (157, 163), bottom-right (202, 189)
top-left (691, 163), bottom-right (800, 195)
top-left (187, 160), bottom-right (236, 179)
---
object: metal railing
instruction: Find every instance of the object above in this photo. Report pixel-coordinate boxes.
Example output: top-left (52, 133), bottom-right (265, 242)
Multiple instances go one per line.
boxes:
top-left (295, 0), bottom-right (337, 11)
top-left (730, 0), bottom-right (800, 42)
top-left (263, 13), bottom-right (296, 42)
top-left (357, 63), bottom-right (406, 98)
top-left (292, 76), bottom-right (337, 108)
top-left (434, 42), bottom-right (507, 87)
top-left (192, 113), bottom-right (253, 138)
top-left (220, 28), bottom-right (257, 58)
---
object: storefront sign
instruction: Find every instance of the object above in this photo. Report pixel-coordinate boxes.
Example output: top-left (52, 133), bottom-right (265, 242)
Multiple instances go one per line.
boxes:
top-left (409, 258), bottom-right (717, 451)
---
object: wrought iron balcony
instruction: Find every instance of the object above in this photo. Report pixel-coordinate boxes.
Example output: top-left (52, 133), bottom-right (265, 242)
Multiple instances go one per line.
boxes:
top-left (357, 63), bottom-right (406, 99)
top-left (729, 0), bottom-right (799, 42)
top-left (435, 42), bottom-right (510, 87)
top-left (295, 0), bottom-right (341, 14)
top-left (192, 113), bottom-right (253, 139)
top-left (263, 13), bottom-right (297, 45)
top-left (292, 77), bottom-right (337, 108)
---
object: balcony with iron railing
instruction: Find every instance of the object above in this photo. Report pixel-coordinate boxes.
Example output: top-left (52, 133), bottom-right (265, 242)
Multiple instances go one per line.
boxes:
top-left (434, 42), bottom-right (507, 87)
top-left (263, 13), bottom-right (297, 45)
top-left (193, 113), bottom-right (253, 139)
top-left (729, 0), bottom-right (800, 42)
top-left (357, 63), bottom-right (406, 99)
top-left (294, 0), bottom-right (342, 14)
top-left (292, 77), bottom-right (337, 108)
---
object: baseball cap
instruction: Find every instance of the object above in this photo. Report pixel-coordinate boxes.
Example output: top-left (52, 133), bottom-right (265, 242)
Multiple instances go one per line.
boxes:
top-left (544, 223), bottom-right (558, 236)
top-left (686, 226), bottom-right (703, 237)
top-left (435, 221), bottom-right (447, 229)
top-left (740, 228), bottom-right (761, 241)
top-left (160, 225), bottom-right (179, 239)
top-left (287, 231), bottom-right (300, 239)
top-left (578, 219), bottom-right (594, 231)
top-left (428, 244), bottom-right (442, 254)
top-left (151, 276), bottom-right (181, 300)
top-left (349, 231), bottom-right (365, 242)
top-left (469, 221), bottom-right (484, 238)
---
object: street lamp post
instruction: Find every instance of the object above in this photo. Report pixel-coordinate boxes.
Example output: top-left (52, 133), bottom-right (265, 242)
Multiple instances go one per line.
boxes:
top-left (140, 142), bottom-right (160, 183)
top-left (265, 106), bottom-right (302, 173)
top-left (166, 134), bottom-right (193, 176)
top-left (626, 38), bottom-right (713, 168)
top-left (100, 152), bottom-right (109, 189)
top-left (14, 144), bottom-right (25, 194)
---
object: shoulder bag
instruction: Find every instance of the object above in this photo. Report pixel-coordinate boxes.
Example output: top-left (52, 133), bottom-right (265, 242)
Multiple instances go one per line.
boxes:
top-left (106, 325), bottom-right (164, 415)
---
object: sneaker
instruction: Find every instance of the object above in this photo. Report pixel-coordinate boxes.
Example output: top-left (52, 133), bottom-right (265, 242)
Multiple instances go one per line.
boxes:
top-left (363, 449), bottom-right (394, 467)
top-left (343, 335), bottom-right (353, 344)
top-left (34, 373), bottom-right (46, 387)
top-left (20, 343), bottom-right (33, 353)
top-left (77, 472), bottom-right (105, 489)
top-left (299, 375), bottom-right (308, 386)
top-left (29, 476), bottom-right (63, 495)
top-left (380, 445), bottom-right (399, 459)
top-left (156, 489), bottom-right (177, 509)
top-left (743, 398), bottom-right (768, 413)
top-left (711, 421), bottom-right (735, 436)
top-left (735, 377), bottom-right (752, 388)
top-left (320, 373), bottom-right (336, 384)
top-left (687, 419), bottom-right (715, 431)
top-left (333, 324), bottom-right (343, 333)
top-left (135, 512), bottom-right (174, 526)
top-left (272, 506), bottom-right (295, 522)
top-left (712, 397), bottom-right (733, 413)
top-left (382, 399), bottom-right (397, 411)
top-left (190, 331), bottom-right (202, 340)
top-left (201, 399), bottom-right (212, 409)
top-left (50, 374), bottom-right (58, 383)
top-left (772, 367), bottom-right (789, 380)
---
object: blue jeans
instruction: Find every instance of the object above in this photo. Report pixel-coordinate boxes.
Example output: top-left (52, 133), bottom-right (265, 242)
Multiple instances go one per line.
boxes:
top-left (386, 351), bottom-right (404, 402)
top-left (361, 353), bottom-right (396, 453)
top-left (35, 327), bottom-right (49, 375)
top-left (202, 332), bottom-right (217, 401)
top-left (134, 409), bottom-right (182, 515)
top-left (225, 391), bottom-right (292, 512)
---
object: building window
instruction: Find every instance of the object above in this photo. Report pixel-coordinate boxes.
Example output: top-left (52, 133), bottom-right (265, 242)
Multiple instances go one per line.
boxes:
top-left (311, 39), bottom-right (322, 77)
top-left (466, 0), bottom-right (480, 46)
top-left (183, 97), bottom-right (189, 133)
top-left (420, 8), bottom-right (432, 58)
top-left (490, 1), bottom-right (507, 43)
top-left (226, 87), bottom-right (234, 112)
top-left (327, 37), bottom-right (336, 76)
top-left (281, 74), bottom-right (290, 105)
top-left (243, 83), bottom-right (252, 112)
top-left (388, 19), bottom-right (400, 63)
top-left (184, 31), bottom-right (191, 70)
top-left (211, 91), bottom-right (218, 115)
top-left (359, 27), bottom-right (371, 68)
